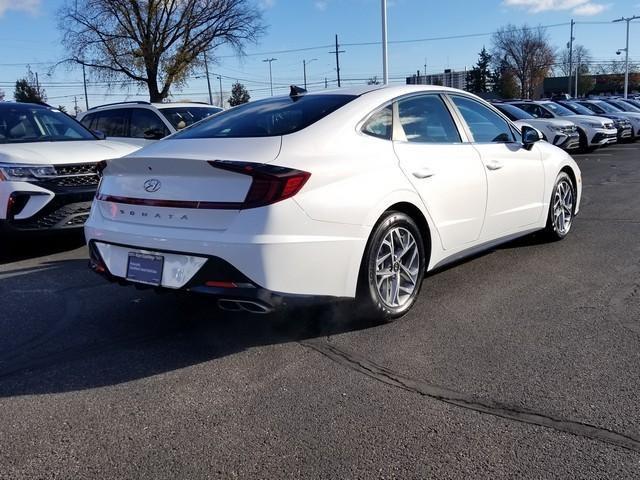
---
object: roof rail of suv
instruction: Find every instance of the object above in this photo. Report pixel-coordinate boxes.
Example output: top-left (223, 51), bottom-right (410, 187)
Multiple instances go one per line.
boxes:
top-left (88, 101), bottom-right (151, 111)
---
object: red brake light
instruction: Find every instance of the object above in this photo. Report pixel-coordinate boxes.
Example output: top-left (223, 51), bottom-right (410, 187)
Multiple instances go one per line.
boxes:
top-left (209, 161), bottom-right (310, 209)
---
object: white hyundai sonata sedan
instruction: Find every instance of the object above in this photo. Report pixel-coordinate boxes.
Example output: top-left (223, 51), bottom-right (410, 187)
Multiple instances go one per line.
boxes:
top-left (86, 85), bottom-right (581, 320)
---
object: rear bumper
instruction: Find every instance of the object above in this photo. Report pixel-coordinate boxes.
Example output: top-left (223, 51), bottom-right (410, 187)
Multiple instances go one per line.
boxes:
top-left (88, 240), bottom-right (338, 310)
top-left (84, 198), bottom-right (369, 298)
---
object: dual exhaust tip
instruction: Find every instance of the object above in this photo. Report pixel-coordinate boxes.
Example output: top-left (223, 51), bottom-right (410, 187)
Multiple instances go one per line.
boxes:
top-left (217, 298), bottom-right (273, 314)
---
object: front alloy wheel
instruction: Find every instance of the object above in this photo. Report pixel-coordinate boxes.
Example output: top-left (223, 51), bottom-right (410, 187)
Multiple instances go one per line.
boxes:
top-left (358, 212), bottom-right (426, 321)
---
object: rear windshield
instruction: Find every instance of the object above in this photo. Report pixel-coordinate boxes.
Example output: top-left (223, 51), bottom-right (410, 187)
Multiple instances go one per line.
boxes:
top-left (160, 106), bottom-right (222, 130)
top-left (172, 94), bottom-right (357, 139)
top-left (0, 104), bottom-right (96, 144)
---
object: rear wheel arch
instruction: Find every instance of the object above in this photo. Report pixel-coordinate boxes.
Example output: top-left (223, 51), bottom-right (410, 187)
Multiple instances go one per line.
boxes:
top-left (378, 202), bottom-right (432, 267)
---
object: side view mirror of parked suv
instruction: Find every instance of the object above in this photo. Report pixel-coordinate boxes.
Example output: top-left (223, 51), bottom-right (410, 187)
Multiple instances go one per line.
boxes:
top-left (144, 128), bottom-right (167, 140)
top-left (522, 125), bottom-right (541, 150)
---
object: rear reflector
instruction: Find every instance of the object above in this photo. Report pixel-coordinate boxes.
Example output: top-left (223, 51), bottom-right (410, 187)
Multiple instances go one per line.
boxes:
top-left (209, 160), bottom-right (310, 209)
top-left (205, 281), bottom-right (238, 288)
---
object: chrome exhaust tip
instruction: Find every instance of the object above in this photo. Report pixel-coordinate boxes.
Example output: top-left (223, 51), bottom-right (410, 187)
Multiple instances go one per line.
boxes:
top-left (217, 299), bottom-right (273, 314)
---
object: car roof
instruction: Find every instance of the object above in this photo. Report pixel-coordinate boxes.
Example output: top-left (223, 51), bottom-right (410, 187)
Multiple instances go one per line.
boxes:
top-left (0, 101), bottom-right (51, 110)
top-left (153, 103), bottom-right (223, 109)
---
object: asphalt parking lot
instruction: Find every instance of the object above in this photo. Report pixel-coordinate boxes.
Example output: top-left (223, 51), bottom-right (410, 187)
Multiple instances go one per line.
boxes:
top-left (1, 143), bottom-right (639, 479)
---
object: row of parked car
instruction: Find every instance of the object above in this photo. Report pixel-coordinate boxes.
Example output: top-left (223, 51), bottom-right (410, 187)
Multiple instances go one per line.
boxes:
top-left (491, 97), bottom-right (640, 153)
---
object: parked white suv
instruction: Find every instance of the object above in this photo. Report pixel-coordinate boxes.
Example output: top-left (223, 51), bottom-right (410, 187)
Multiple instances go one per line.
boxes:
top-left (0, 102), bottom-right (139, 234)
top-left (78, 101), bottom-right (223, 147)
top-left (492, 102), bottom-right (579, 151)
top-left (510, 100), bottom-right (617, 152)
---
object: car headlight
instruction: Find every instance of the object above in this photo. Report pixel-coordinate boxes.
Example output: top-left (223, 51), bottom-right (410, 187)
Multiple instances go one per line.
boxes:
top-left (0, 163), bottom-right (56, 181)
top-left (585, 121), bottom-right (605, 128)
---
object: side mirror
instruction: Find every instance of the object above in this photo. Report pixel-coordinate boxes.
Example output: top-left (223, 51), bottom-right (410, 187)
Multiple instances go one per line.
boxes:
top-left (143, 128), bottom-right (166, 140)
top-left (522, 125), bottom-right (541, 149)
top-left (92, 130), bottom-right (106, 140)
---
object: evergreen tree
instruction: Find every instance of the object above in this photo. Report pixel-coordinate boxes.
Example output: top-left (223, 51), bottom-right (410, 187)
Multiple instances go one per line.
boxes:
top-left (228, 82), bottom-right (250, 106)
top-left (466, 47), bottom-right (493, 94)
top-left (14, 67), bottom-right (46, 103)
top-left (491, 57), bottom-right (519, 99)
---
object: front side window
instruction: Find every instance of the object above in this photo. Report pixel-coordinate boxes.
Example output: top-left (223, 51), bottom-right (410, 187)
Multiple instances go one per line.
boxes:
top-left (362, 105), bottom-right (392, 139)
top-left (396, 95), bottom-right (460, 143)
top-left (94, 109), bottom-right (129, 137)
top-left (172, 94), bottom-right (357, 139)
top-left (451, 96), bottom-right (514, 143)
top-left (130, 109), bottom-right (170, 139)
top-left (0, 105), bottom-right (95, 144)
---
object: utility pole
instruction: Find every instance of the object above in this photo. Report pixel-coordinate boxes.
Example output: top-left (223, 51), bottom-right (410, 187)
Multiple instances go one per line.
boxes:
top-left (263, 58), bottom-right (277, 96)
top-left (303, 58), bottom-right (317, 90)
top-left (82, 64), bottom-right (89, 110)
top-left (613, 15), bottom-right (640, 99)
top-left (217, 75), bottom-right (223, 108)
top-left (203, 51), bottom-right (213, 105)
top-left (329, 34), bottom-right (345, 87)
top-left (325, 77), bottom-right (328, 89)
top-left (381, 0), bottom-right (388, 84)
top-left (73, 96), bottom-right (79, 116)
top-left (567, 19), bottom-right (575, 97)
top-left (575, 61), bottom-right (579, 97)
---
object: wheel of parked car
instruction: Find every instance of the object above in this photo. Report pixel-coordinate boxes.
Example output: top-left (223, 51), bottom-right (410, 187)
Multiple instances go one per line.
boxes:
top-left (544, 172), bottom-right (575, 241)
top-left (358, 211), bottom-right (426, 321)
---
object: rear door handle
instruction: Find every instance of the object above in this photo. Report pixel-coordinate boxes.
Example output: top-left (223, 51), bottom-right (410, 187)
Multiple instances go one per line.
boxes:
top-left (486, 160), bottom-right (504, 171)
top-left (412, 168), bottom-right (435, 179)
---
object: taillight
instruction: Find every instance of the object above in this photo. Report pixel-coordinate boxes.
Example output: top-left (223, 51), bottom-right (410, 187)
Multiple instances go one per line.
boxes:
top-left (209, 160), bottom-right (310, 209)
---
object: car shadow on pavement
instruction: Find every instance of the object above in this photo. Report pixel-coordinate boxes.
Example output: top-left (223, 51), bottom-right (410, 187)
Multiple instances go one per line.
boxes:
top-left (0, 231), bottom-right (86, 265)
top-left (0, 258), bottom-right (378, 398)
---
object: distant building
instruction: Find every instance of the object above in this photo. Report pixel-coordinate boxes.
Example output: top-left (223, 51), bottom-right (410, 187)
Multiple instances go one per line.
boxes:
top-left (406, 69), bottom-right (467, 90)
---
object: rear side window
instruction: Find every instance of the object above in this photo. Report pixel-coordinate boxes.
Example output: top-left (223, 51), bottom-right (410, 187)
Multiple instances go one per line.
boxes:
top-left (396, 95), bottom-right (460, 143)
top-left (452, 96), bottom-right (514, 143)
top-left (172, 94), bottom-right (357, 139)
top-left (94, 109), bottom-right (129, 137)
top-left (362, 105), bottom-right (392, 139)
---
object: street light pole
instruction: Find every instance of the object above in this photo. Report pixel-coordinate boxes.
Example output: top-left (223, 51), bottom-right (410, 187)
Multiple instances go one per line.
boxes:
top-left (567, 19), bottom-right (574, 97)
top-left (613, 15), bottom-right (640, 99)
top-left (303, 58), bottom-right (317, 90)
top-left (263, 58), bottom-right (277, 96)
top-left (217, 75), bottom-right (223, 108)
top-left (381, 0), bottom-right (388, 85)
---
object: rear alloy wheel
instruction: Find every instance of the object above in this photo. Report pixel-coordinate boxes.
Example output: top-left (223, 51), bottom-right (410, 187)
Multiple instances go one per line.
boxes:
top-left (544, 172), bottom-right (575, 241)
top-left (358, 212), bottom-right (426, 321)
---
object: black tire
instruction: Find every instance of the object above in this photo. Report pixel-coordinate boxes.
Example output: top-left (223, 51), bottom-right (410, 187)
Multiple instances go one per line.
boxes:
top-left (544, 172), bottom-right (576, 241)
top-left (577, 129), bottom-right (596, 153)
top-left (356, 211), bottom-right (426, 321)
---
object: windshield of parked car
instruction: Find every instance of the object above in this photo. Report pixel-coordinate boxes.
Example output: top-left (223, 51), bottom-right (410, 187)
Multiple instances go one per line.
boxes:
top-left (0, 104), bottom-right (96, 144)
top-left (171, 94), bottom-right (358, 138)
top-left (542, 102), bottom-right (575, 117)
top-left (592, 101), bottom-right (623, 114)
top-left (560, 102), bottom-right (593, 115)
top-left (607, 100), bottom-right (640, 113)
top-left (495, 103), bottom-right (534, 121)
top-left (160, 106), bottom-right (223, 130)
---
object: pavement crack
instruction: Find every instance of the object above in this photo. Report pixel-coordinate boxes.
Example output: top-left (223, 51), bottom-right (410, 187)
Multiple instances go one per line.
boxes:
top-left (302, 339), bottom-right (640, 454)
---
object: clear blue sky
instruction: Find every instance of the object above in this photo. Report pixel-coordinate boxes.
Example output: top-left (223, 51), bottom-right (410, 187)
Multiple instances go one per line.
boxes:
top-left (0, 0), bottom-right (638, 110)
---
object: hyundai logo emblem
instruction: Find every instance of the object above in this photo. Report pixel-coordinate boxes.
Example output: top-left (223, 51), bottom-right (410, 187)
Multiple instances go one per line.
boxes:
top-left (144, 179), bottom-right (161, 193)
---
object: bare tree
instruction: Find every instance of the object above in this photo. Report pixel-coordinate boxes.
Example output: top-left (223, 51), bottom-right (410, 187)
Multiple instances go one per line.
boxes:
top-left (557, 44), bottom-right (591, 77)
top-left (59, 0), bottom-right (265, 102)
top-left (491, 24), bottom-right (555, 99)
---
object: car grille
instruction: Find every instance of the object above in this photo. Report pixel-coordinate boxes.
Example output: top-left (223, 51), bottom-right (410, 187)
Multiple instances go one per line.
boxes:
top-left (46, 163), bottom-right (100, 187)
